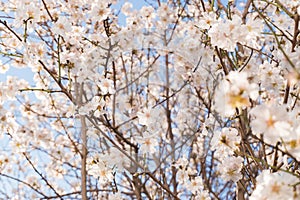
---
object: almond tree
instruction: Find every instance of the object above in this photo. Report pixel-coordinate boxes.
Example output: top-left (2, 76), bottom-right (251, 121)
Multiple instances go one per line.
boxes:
top-left (0, 0), bottom-right (299, 199)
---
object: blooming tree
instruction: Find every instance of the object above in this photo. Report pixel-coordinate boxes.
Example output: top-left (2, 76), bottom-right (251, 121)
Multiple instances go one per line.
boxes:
top-left (0, 0), bottom-right (300, 199)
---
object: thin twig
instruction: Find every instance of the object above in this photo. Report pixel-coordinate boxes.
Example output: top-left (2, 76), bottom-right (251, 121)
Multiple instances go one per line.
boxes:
top-left (0, 173), bottom-right (48, 198)
top-left (41, 0), bottom-right (54, 21)
top-left (23, 153), bottom-right (62, 198)
top-left (0, 20), bottom-right (22, 42)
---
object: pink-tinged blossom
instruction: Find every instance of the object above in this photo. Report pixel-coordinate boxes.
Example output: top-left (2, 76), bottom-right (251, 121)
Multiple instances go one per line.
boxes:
top-left (188, 176), bottom-right (204, 194)
top-left (121, 2), bottom-right (133, 16)
top-left (258, 61), bottom-right (284, 90)
top-left (78, 96), bottom-right (105, 115)
top-left (198, 12), bottom-right (217, 30)
top-left (173, 156), bottom-right (189, 169)
top-left (282, 124), bottom-right (300, 160)
top-left (136, 132), bottom-right (159, 154)
top-left (0, 61), bottom-right (9, 74)
top-left (90, 1), bottom-right (110, 22)
top-left (193, 190), bottom-right (211, 200)
top-left (14, 1), bottom-right (41, 27)
top-left (10, 139), bottom-right (28, 153)
top-left (250, 170), bottom-right (298, 200)
top-left (282, 109), bottom-right (300, 160)
top-left (52, 16), bottom-right (72, 37)
top-left (207, 14), bottom-right (263, 51)
top-left (137, 107), bottom-right (161, 126)
top-left (250, 104), bottom-right (292, 144)
top-left (173, 157), bottom-right (197, 185)
top-left (243, 15), bottom-right (263, 47)
top-left (87, 158), bottom-right (114, 184)
top-left (98, 147), bottom-right (130, 172)
top-left (208, 15), bottom-right (244, 51)
top-left (272, 13), bottom-right (294, 34)
top-left (97, 78), bottom-right (115, 95)
top-left (5, 76), bottom-right (28, 99)
top-left (108, 192), bottom-right (123, 200)
top-left (211, 127), bottom-right (241, 157)
top-left (0, 154), bottom-right (9, 169)
top-left (176, 169), bottom-right (190, 184)
top-left (218, 156), bottom-right (244, 182)
top-left (214, 71), bottom-right (258, 117)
